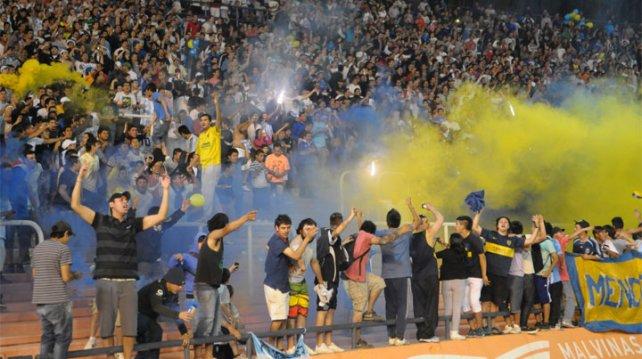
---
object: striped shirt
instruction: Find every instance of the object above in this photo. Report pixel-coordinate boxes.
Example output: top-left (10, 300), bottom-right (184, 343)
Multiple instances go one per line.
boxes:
top-left (92, 213), bottom-right (144, 279)
top-left (32, 240), bottom-right (72, 304)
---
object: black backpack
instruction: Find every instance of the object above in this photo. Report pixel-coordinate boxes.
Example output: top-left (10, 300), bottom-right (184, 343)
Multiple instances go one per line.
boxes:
top-left (339, 233), bottom-right (371, 275)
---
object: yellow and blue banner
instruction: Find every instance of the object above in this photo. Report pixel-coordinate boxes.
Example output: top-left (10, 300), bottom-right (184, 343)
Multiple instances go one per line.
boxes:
top-left (566, 251), bottom-right (642, 333)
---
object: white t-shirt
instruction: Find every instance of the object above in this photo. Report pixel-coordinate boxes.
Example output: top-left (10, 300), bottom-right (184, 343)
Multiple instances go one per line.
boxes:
top-left (600, 239), bottom-right (619, 257)
top-left (288, 235), bottom-right (314, 283)
top-left (113, 92), bottom-right (137, 114)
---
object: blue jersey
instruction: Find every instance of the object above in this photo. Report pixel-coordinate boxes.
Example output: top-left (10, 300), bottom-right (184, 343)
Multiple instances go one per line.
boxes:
top-left (572, 238), bottom-right (601, 256)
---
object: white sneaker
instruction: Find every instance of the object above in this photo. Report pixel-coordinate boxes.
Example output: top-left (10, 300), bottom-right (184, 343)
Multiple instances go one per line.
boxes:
top-left (305, 344), bottom-right (317, 355)
top-left (511, 325), bottom-right (522, 334)
top-left (84, 336), bottom-right (96, 349)
top-left (502, 325), bottom-right (514, 334)
top-left (243, 185), bottom-right (251, 192)
top-left (450, 331), bottom-right (466, 340)
top-left (115, 353), bottom-right (124, 359)
top-left (420, 336), bottom-right (440, 343)
top-left (394, 338), bottom-right (407, 346)
top-left (388, 338), bottom-right (396, 346)
top-left (315, 343), bottom-right (332, 354)
top-left (327, 342), bottom-right (344, 352)
top-left (561, 321), bottom-right (576, 328)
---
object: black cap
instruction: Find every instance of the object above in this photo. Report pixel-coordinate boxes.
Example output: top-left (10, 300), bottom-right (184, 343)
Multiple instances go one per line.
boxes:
top-left (108, 191), bottom-right (130, 203)
top-left (575, 219), bottom-right (590, 229)
top-left (51, 220), bottom-right (74, 236)
top-left (163, 268), bottom-right (185, 285)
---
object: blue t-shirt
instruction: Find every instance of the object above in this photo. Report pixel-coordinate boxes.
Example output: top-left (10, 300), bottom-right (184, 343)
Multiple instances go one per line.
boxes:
top-left (377, 229), bottom-right (412, 279)
top-left (264, 234), bottom-right (290, 293)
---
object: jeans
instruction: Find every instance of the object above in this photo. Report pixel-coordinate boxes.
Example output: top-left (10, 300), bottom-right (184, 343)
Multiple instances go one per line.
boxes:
top-left (384, 277), bottom-right (408, 340)
top-left (202, 165), bottom-right (222, 218)
top-left (520, 274), bottom-right (536, 328)
top-left (194, 283), bottom-right (222, 340)
top-left (136, 314), bottom-right (163, 359)
top-left (36, 302), bottom-right (73, 359)
top-left (410, 273), bottom-right (439, 340)
top-left (562, 280), bottom-right (577, 323)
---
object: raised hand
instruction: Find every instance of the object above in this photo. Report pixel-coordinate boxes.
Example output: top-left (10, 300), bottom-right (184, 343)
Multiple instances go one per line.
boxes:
top-left (246, 210), bottom-right (257, 221)
top-left (79, 164), bottom-right (89, 178)
top-left (160, 175), bottom-right (171, 189)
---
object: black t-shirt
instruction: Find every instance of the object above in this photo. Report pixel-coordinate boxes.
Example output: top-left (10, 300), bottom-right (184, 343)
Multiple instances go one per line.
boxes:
top-left (436, 248), bottom-right (468, 280)
top-left (53, 168), bottom-right (77, 206)
top-left (480, 228), bottom-right (525, 277)
top-left (409, 231), bottom-right (437, 276)
top-left (462, 233), bottom-right (485, 278)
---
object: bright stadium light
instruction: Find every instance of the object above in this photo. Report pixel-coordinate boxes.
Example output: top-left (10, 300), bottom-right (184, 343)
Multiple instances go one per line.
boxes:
top-left (277, 90), bottom-right (285, 104)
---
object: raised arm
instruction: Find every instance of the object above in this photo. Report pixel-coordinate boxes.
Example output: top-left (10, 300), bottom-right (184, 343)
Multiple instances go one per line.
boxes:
top-left (214, 93), bottom-right (222, 130)
top-left (406, 198), bottom-right (420, 232)
top-left (70, 164), bottom-right (96, 224)
top-left (523, 216), bottom-right (540, 246)
top-left (332, 208), bottom-right (356, 237)
top-left (142, 176), bottom-right (170, 230)
top-left (207, 211), bottom-right (257, 245)
top-left (283, 227), bottom-right (317, 260)
top-left (423, 202), bottom-right (444, 247)
top-left (472, 210), bottom-right (483, 235)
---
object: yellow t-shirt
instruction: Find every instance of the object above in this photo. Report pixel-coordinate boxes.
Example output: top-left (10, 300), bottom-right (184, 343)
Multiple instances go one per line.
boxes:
top-left (196, 126), bottom-right (221, 167)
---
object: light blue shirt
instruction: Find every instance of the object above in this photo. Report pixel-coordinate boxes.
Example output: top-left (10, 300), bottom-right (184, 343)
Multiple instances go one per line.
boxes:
top-left (550, 239), bottom-right (562, 284)
top-left (376, 229), bottom-right (412, 279)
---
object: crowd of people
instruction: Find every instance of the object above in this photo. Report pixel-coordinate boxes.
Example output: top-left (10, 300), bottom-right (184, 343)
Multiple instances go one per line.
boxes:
top-left (1, 0), bottom-right (642, 358)
top-left (31, 183), bottom-right (642, 358)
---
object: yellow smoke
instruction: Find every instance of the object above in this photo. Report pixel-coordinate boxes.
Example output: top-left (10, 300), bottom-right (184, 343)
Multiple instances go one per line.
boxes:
top-left (0, 59), bottom-right (84, 97)
top-left (357, 83), bottom-right (642, 226)
top-left (0, 59), bottom-right (109, 116)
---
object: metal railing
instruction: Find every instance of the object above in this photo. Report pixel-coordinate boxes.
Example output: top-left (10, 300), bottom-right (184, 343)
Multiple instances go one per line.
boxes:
top-left (0, 220), bottom-right (45, 244)
top-left (65, 309), bottom-right (542, 358)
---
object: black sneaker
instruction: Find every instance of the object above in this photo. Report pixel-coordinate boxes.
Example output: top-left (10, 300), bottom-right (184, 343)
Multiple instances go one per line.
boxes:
top-left (538, 322), bottom-right (551, 330)
top-left (363, 311), bottom-right (384, 321)
top-left (521, 326), bottom-right (539, 334)
top-left (356, 339), bottom-right (373, 349)
top-left (467, 328), bottom-right (480, 337)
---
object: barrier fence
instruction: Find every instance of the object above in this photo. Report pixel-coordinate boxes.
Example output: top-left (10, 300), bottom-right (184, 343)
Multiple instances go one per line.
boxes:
top-left (62, 310), bottom-right (536, 359)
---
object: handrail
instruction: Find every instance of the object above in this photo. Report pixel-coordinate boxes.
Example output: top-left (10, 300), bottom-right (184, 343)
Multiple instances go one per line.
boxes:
top-left (0, 220), bottom-right (45, 244)
top-left (66, 309), bottom-right (542, 358)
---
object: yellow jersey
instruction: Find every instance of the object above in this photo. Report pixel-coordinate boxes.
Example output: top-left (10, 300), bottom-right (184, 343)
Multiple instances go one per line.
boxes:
top-left (195, 126), bottom-right (221, 167)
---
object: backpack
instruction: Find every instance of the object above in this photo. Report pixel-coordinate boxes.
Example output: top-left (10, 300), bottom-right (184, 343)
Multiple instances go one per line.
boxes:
top-left (339, 233), bottom-right (371, 275)
top-left (317, 228), bottom-right (349, 283)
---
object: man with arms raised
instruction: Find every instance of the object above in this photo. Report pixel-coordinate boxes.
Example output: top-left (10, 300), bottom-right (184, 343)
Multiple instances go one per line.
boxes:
top-left (71, 165), bottom-right (171, 359)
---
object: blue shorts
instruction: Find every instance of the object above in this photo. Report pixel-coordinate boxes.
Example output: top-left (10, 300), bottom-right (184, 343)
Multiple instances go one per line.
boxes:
top-left (534, 275), bottom-right (551, 305)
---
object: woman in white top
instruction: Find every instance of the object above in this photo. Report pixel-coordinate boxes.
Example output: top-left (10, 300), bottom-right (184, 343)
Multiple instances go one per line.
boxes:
top-left (79, 134), bottom-right (101, 209)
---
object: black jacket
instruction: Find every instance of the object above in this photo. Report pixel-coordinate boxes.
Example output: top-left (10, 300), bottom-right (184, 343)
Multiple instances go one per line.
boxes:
top-left (138, 279), bottom-right (188, 334)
